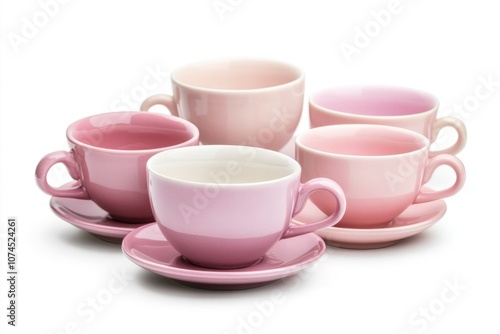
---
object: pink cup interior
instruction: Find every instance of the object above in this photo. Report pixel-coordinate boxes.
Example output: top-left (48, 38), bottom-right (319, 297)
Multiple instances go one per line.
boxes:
top-left (311, 86), bottom-right (437, 117)
top-left (68, 112), bottom-right (198, 150)
top-left (298, 125), bottom-right (427, 156)
top-left (172, 59), bottom-right (303, 90)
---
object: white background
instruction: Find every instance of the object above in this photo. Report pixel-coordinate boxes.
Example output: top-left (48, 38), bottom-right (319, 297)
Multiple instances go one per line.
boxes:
top-left (1, 0), bottom-right (499, 333)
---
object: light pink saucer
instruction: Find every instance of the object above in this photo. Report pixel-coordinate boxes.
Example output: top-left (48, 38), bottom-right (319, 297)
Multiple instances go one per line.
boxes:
top-left (50, 184), bottom-right (150, 243)
top-left (292, 199), bottom-right (447, 249)
top-left (122, 223), bottom-right (326, 290)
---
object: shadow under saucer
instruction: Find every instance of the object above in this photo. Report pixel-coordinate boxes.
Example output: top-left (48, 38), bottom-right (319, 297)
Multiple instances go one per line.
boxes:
top-left (50, 192), bottom-right (150, 244)
top-left (292, 199), bottom-right (447, 249)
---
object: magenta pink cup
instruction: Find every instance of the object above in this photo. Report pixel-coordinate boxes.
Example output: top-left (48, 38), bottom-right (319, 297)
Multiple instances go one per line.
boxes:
top-left (146, 145), bottom-right (346, 269)
top-left (35, 112), bottom-right (199, 223)
top-left (140, 58), bottom-right (304, 151)
top-left (296, 124), bottom-right (466, 229)
top-left (309, 85), bottom-right (467, 157)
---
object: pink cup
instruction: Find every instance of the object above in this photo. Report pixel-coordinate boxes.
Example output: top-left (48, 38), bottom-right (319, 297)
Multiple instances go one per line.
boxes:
top-left (140, 58), bottom-right (304, 151)
top-left (147, 145), bottom-right (346, 269)
top-left (309, 85), bottom-right (467, 157)
top-left (35, 111), bottom-right (199, 223)
top-left (296, 124), bottom-right (466, 229)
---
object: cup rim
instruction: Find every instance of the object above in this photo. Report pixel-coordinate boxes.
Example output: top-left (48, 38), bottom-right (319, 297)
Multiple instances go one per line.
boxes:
top-left (147, 145), bottom-right (301, 187)
top-left (295, 124), bottom-right (429, 159)
top-left (66, 111), bottom-right (199, 154)
top-left (309, 85), bottom-right (439, 120)
top-left (170, 57), bottom-right (305, 94)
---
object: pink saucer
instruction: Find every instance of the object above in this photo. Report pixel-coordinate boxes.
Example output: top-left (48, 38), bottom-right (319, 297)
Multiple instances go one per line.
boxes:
top-left (122, 223), bottom-right (326, 290)
top-left (292, 199), bottom-right (447, 249)
top-left (50, 192), bottom-right (149, 243)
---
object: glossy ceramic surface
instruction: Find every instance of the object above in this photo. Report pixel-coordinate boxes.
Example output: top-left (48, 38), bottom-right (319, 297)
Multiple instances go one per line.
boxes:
top-left (140, 58), bottom-right (305, 151)
top-left (36, 111), bottom-right (199, 222)
top-left (309, 85), bottom-right (467, 157)
top-left (49, 185), bottom-right (148, 243)
top-left (293, 199), bottom-right (447, 249)
top-left (147, 145), bottom-right (346, 269)
top-left (296, 124), bottom-right (465, 228)
top-left (122, 223), bottom-right (326, 290)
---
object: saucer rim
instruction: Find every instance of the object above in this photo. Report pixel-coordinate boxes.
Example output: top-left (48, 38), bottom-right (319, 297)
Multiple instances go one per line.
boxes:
top-left (292, 199), bottom-right (447, 245)
top-left (49, 194), bottom-right (148, 239)
top-left (122, 223), bottom-right (326, 285)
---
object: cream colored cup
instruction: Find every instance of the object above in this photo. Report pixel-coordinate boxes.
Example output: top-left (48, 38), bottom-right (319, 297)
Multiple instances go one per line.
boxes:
top-left (141, 58), bottom-right (304, 151)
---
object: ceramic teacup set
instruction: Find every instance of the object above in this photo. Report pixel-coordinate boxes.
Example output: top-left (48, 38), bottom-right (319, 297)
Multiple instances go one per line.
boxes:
top-left (35, 58), bottom-right (466, 289)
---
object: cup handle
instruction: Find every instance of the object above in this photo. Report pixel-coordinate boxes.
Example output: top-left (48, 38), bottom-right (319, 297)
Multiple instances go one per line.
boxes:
top-left (35, 151), bottom-right (89, 199)
top-left (413, 154), bottom-right (466, 203)
top-left (140, 94), bottom-right (179, 117)
top-left (282, 178), bottom-right (346, 239)
top-left (429, 116), bottom-right (467, 157)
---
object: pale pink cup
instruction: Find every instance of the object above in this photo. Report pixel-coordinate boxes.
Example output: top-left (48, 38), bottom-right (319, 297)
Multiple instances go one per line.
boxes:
top-left (140, 58), bottom-right (304, 151)
top-left (35, 112), bottom-right (199, 223)
top-left (309, 85), bottom-right (467, 157)
top-left (147, 145), bottom-right (346, 269)
top-left (296, 124), bottom-right (466, 229)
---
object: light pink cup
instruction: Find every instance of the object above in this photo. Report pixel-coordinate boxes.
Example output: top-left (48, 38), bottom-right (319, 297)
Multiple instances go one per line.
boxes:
top-left (309, 85), bottom-right (467, 157)
top-left (140, 58), bottom-right (304, 151)
top-left (296, 124), bottom-right (466, 229)
top-left (147, 145), bottom-right (346, 269)
top-left (35, 112), bottom-right (199, 223)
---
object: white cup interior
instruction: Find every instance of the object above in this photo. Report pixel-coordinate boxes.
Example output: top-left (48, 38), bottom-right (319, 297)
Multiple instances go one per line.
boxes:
top-left (147, 145), bottom-right (299, 185)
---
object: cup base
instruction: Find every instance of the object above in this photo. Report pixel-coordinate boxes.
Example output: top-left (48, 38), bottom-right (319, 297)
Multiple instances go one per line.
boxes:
top-left (326, 239), bottom-right (399, 249)
top-left (157, 224), bottom-right (282, 271)
top-left (334, 220), bottom-right (393, 229)
top-left (107, 214), bottom-right (155, 224)
top-left (182, 256), bottom-right (264, 270)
